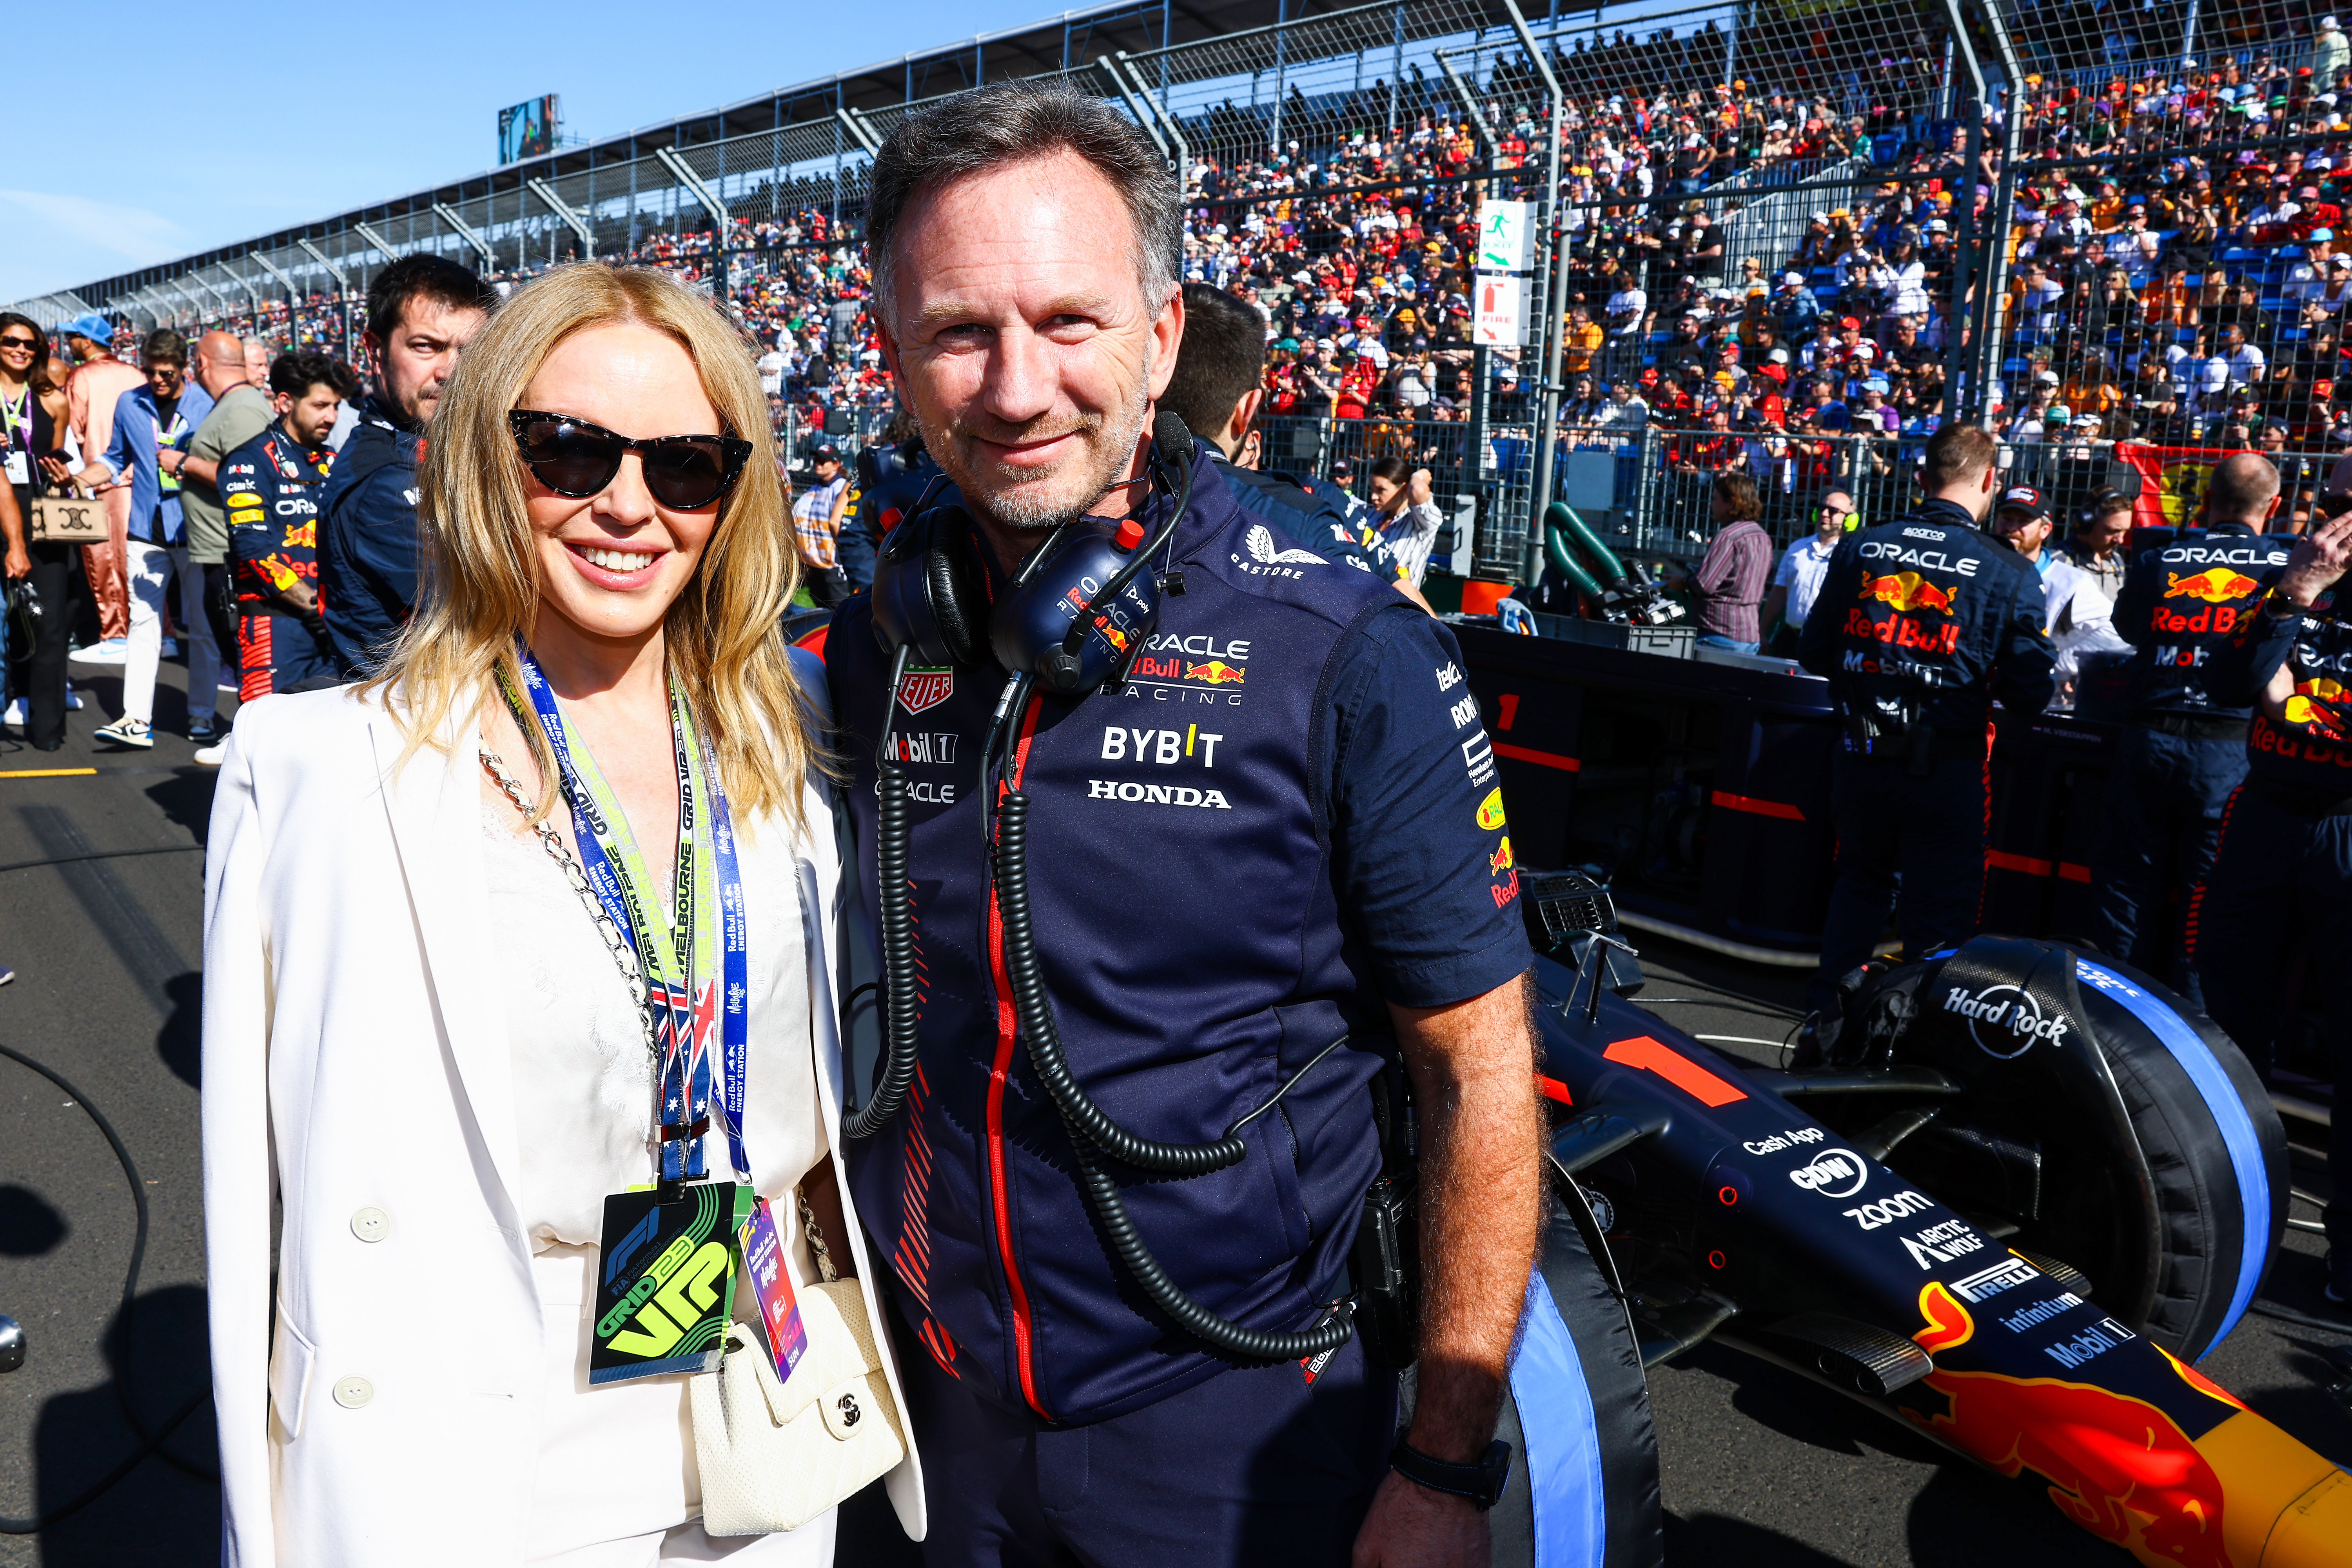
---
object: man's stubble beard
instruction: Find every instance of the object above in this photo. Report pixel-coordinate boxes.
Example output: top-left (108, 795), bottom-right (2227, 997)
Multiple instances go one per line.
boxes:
top-left (934, 354), bottom-right (1154, 535)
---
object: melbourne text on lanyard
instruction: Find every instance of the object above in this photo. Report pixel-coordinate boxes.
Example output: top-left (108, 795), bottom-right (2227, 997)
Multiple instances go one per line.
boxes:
top-left (501, 646), bottom-right (765, 1385)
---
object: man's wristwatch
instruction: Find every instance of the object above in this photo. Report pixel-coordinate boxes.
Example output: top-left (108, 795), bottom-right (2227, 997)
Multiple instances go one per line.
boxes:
top-left (2265, 585), bottom-right (2307, 621)
top-left (1388, 1436), bottom-right (1514, 1510)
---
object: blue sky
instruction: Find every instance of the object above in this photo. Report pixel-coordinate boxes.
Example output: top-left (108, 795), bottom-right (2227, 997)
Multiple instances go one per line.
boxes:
top-left (0, 0), bottom-right (1056, 304)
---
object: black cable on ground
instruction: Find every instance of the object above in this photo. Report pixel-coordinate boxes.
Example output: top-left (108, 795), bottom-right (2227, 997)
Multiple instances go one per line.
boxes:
top-left (0, 844), bottom-right (202, 878)
top-left (0, 1038), bottom-right (215, 1534)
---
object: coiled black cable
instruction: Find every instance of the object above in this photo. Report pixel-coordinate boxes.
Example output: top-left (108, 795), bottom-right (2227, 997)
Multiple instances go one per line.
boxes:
top-left (1059, 1101), bottom-right (1356, 1362)
top-left (992, 791), bottom-right (1245, 1175)
top-left (994, 790), bottom-right (1355, 1361)
top-left (0, 1039), bottom-right (212, 1534)
top-left (847, 646), bottom-right (922, 1140)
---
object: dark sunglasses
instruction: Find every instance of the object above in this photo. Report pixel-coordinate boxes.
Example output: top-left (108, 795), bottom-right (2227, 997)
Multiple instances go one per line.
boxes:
top-left (507, 409), bottom-right (751, 511)
top-left (0, 336), bottom-right (39, 351)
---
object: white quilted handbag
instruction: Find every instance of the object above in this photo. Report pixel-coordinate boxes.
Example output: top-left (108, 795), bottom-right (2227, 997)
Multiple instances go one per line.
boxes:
top-left (691, 1194), bottom-right (906, 1536)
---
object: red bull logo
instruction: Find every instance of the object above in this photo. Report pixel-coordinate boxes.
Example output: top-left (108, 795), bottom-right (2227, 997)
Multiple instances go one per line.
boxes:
top-left (1488, 836), bottom-right (1515, 875)
top-left (1911, 1283), bottom-right (2232, 1568)
top-left (1094, 618), bottom-right (1130, 653)
top-left (1843, 605), bottom-right (1961, 656)
top-left (2164, 569), bottom-right (2261, 605)
top-left (1185, 661), bottom-right (1246, 686)
top-left (1859, 571), bottom-right (1957, 613)
top-left (2284, 677), bottom-right (2349, 738)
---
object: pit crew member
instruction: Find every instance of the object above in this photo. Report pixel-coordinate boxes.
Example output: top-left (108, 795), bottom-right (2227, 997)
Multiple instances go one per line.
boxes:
top-left (2192, 500), bottom-right (2352, 1307)
top-left (318, 255), bottom-right (494, 677)
top-left (219, 351), bottom-right (360, 707)
top-left (2087, 453), bottom-right (2293, 1004)
top-left (831, 82), bottom-right (1541, 1564)
top-left (1798, 423), bottom-right (2056, 1017)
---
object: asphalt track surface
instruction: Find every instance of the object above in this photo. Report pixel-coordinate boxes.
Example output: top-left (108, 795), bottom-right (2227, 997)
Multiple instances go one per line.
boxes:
top-left (0, 656), bottom-right (2345, 1566)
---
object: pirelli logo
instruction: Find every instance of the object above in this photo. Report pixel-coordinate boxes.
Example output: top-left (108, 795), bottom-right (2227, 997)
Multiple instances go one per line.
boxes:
top-left (1950, 1256), bottom-right (2038, 1303)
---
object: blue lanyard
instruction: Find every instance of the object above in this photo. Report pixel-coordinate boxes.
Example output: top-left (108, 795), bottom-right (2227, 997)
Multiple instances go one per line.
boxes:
top-left (507, 648), bottom-right (753, 1183)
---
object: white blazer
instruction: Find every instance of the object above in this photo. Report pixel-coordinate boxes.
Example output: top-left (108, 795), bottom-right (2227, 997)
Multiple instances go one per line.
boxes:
top-left (201, 684), bottom-right (924, 1566)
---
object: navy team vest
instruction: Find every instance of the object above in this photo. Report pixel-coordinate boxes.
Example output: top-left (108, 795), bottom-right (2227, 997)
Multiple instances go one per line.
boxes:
top-left (831, 452), bottom-right (1409, 1424)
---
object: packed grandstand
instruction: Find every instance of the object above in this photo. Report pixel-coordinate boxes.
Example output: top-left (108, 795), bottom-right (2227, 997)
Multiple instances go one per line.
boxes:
top-left (18, 0), bottom-right (2352, 550)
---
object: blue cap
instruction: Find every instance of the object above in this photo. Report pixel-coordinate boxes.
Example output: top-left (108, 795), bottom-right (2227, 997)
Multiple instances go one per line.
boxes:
top-left (58, 312), bottom-right (115, 343)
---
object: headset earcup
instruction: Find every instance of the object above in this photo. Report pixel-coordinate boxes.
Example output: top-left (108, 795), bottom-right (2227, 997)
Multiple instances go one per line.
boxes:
top-left (927, 528), bottom-right (985, 668)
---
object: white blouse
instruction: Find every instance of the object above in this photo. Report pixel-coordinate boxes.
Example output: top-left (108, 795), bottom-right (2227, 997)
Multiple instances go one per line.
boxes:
top-left (481, 799), bottom-right (824, 1247)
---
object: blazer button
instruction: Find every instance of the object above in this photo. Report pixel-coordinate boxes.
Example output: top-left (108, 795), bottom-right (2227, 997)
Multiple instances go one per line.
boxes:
top-left (332, 1376), bottom-right (374, 1409)
top-left (350, 1207), bottom-right (390, 1242)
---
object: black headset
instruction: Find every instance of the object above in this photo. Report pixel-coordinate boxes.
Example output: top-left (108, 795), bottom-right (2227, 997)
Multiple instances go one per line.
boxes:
top-left (871, 411), bottom-right (1197, 693)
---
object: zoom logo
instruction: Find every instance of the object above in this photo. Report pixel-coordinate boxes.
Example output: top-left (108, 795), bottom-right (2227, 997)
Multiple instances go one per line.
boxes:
top-left (1942, 984), bottom-right (2070, 1059)
top-left (1788, 1148), bottom-right (1867, 1199)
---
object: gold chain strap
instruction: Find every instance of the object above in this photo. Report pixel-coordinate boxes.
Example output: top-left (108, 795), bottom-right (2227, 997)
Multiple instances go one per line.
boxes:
top-left (479, 745), bottom-right (660, 1062)
top-left (795, 1188), bottom-right (839, 1285)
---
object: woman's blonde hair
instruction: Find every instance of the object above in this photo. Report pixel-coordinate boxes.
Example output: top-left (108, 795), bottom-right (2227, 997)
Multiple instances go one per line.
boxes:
top-left (363, 263), bottom-right (817, 830)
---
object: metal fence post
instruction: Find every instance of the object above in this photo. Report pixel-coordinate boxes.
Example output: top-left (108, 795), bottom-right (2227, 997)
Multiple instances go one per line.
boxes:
top-left (1501, 0), bottom-right (1567, 584)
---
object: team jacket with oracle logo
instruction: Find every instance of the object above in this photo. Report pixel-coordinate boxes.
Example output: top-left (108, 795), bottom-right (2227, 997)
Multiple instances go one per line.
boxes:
top-left (220, 423), bottom-right (332, 610)
top-left (827, 450), bottom-right (1529, 1424)
top-left (1797, 497), bottom-right (2057, 733)
top-left (2112, 523), bottom-right (2295, 715)
top-left (2208, 576), bottom-right (2352, 793)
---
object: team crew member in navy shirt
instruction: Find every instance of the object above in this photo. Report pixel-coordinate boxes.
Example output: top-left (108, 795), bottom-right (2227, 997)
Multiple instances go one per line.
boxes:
top-left (2194, 501), bottom-right (2352, 1305)
top-left (318, 256), bottom-right (495, 676)
top-left (2087, 453), bottom-right (2294, 1005)
top-left (830, 82), bottom-right (1540, 1565)
top-left (218, 351), bottom-right (359, 711)
top-left (1160, 282), bottom-right (1430, 610)
top-left (1798, 424), bottom-right (2055, 1016)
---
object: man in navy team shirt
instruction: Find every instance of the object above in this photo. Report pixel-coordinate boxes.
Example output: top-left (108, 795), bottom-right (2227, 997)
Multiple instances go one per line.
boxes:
top-left (829, 82), bottom-right (1540, 1565)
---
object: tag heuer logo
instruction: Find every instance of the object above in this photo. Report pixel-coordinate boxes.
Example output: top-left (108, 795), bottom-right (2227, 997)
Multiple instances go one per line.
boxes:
top-left (898, 667), bottom-right (955, 715)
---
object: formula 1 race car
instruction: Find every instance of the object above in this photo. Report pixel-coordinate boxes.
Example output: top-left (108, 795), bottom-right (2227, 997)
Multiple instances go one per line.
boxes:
top-left (1482, 874), bottom-right (2351, 1568)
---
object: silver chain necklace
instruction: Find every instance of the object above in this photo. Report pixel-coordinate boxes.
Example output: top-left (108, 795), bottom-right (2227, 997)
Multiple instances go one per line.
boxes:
top-left (479, 744), bottom-right (660, 1062)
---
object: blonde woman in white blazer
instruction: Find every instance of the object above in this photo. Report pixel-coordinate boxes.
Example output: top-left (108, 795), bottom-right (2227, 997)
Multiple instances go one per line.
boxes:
top-left (201, 264), bottom-right (922, 1566)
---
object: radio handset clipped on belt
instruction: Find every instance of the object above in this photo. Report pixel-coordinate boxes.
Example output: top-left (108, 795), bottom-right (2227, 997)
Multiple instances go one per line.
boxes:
top-left (858, 414), bottom-right (1357, 1365)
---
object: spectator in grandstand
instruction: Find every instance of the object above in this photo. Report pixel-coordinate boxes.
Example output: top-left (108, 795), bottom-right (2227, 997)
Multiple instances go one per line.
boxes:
top-left (49, 313), bottom-right (143, 661)
top-left (792, 441), bottom-right (851, 606)
top-left (1760, 488), bottom-right (1856, 655)
top-left (67, 328), bottom-right (214, 748)
top-left (1679, 472), bottom-right (1771, 655)
top-left (319, 256), bottom-right (497, 677)
top-left (176, 330), bottom-right (276, 744)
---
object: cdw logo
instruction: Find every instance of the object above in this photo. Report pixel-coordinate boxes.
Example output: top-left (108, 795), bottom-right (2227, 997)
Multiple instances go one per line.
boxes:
top-left (1788, 1149), bottom-right (1867, 1199)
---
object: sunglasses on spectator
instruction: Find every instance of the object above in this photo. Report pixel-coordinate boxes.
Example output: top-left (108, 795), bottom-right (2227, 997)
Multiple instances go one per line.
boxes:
top-left (508, 410), bottom-right (751, 510)
top-left (0, 335), bottom-right (38, 351)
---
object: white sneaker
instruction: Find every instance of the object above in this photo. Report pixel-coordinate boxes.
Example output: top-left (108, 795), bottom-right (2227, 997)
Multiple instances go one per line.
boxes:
top-left (161, 637), bottom-right (181, 658)
top-left (193, 740), bottom-right (229, 766)
top-left (64, 685), bottom-right (83, 711)
top-left (93, 716), bottom-right (153, 749)
top-left (2, 699), bottom-right (20, 730)
top-left (70, 638), bottom-right (129, 664)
